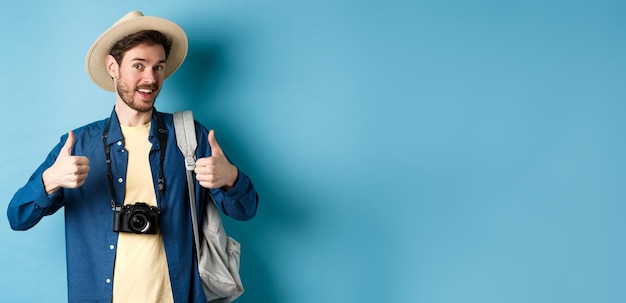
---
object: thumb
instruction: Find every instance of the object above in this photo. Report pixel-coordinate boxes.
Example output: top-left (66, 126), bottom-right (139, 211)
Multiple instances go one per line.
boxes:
top-left (60, 130), bottom-right (74, 156)
top-left (208, 129), bottom-right (223, 156)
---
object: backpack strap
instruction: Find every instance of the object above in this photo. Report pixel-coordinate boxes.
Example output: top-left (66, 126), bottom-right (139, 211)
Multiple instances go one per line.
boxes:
top-left (173, 111), bottom-right (202, 263)
top-left (173, 111), bottom-right (198, 170)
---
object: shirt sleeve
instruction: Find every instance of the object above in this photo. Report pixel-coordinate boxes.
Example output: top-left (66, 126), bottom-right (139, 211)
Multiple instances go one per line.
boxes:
top-left (7, 138), bottom-right (66, 230)
top-left (210, 169), bottom-right (259, 221)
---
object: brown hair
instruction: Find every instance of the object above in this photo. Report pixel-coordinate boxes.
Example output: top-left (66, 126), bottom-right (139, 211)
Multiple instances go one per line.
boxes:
top-left (109, 30), bottom-right (172, 64)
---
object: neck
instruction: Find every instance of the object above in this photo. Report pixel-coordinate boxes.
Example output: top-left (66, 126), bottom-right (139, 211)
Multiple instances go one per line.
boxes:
top-left (114, 101), bottom-right (153, 126)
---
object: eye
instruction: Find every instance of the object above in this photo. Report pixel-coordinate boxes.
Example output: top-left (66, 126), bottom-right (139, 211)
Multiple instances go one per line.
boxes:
top-left (133, 63), bottom-right (144, 70)
top-left (154, 65), bottom-right (164, 72)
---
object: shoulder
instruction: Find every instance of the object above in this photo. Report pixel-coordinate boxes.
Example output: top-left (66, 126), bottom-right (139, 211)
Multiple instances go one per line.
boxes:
top-left (160, 110), bottom-right (209, 135)
top-left (55, 118), bottom-right (108, 154)
top-left (70, 118), bottom-right (108, 140)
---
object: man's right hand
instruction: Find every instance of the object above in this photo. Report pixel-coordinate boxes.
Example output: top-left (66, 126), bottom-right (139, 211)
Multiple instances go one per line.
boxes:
top-left (42, 131), bottom-right (90, 195)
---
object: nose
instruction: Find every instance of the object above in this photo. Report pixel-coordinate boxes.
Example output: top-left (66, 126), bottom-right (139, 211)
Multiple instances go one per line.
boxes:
top-left (140, 69), bottom-right (158, 85)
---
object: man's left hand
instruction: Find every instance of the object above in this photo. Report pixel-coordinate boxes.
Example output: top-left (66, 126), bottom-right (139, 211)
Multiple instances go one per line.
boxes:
top-left (194, 130), bottom-right (238, 190)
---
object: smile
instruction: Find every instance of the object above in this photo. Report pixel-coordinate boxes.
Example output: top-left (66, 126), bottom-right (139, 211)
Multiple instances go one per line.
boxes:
top-left (138, 88), bottom-right (155, 94)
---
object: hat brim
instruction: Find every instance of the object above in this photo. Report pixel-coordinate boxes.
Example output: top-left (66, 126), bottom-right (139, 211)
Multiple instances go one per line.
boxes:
top-left (85, 14), bottom-right (188, 92)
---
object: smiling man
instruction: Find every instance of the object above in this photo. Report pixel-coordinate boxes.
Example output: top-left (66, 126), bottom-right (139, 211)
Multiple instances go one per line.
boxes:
top-left (7, 11), bottom-right (258, 303)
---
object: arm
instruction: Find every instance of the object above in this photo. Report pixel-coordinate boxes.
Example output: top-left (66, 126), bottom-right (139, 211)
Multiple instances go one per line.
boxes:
top-left (8, 148), bottom-right (65, 230)
top-left (7, 131), bottom-right (90, 230)
top-left (195, 129), bottom-right (258, 221)
top-left (210, 170), bottom-right (258, 221)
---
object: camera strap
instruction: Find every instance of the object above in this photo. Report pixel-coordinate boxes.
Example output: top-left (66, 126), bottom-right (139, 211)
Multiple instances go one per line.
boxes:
top-left (102, 110), bottom-right (168, 209)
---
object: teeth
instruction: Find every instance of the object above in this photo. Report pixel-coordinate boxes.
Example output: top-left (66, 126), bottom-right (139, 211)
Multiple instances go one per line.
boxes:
top-left (138, 89), bottom-right (153, 93)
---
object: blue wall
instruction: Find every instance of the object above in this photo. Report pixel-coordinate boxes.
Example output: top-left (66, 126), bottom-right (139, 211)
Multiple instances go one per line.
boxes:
top-left (1, 1), bottom-right (625, 302)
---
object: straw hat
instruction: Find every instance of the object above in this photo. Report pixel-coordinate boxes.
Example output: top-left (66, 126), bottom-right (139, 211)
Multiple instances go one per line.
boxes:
top-left (85, 11), bottom-right (188, 91)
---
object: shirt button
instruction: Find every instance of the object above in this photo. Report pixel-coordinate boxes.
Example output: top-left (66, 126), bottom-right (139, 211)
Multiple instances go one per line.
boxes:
top-left (106, 278), bottom-right (111, 284)
top-left (117, 178), bottom-right (123, 183)
top-left (117, 141), bottom-right (122, 146)
top-left (109, 244), bottom-right (115, 250)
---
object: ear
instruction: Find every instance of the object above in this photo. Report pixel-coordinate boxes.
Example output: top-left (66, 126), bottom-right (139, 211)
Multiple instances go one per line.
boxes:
top-left (105, 55), bottom-right (119, 79)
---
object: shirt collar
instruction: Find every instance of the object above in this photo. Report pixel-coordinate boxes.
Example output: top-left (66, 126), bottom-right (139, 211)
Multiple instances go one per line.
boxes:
top-left (104, 107), bottom-right (163, 148)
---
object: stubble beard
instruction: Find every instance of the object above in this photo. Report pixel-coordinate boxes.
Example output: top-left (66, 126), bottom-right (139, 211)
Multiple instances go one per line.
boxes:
top-left (116, 77), bottom-right (159, 113)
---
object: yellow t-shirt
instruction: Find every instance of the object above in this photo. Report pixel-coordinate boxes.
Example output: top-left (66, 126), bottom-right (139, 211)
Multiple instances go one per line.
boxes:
top-left (112, 123), bottom-right (174, 303)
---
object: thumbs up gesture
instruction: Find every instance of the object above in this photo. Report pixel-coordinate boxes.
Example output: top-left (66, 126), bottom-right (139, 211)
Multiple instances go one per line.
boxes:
top-left (194, 130), bottom-right (238, 190)
top-left (42, 131), bottom-right (90, 195)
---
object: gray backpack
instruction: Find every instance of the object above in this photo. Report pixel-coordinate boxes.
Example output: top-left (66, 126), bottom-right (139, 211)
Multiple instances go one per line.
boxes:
top-left (173, 111), bottom-right (244, 302)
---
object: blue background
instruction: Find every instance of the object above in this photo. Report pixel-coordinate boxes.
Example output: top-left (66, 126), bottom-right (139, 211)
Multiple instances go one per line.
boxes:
top-left (1, 1), bottom-right (625, 302)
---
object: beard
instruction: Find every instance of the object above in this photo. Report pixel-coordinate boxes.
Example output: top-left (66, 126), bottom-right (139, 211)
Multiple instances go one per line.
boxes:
top-left (116, 76), bottom-right (159, 113)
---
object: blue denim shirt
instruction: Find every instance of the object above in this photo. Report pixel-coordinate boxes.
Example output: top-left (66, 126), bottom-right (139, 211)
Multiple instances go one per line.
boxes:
top-left (7, 109), bottom-right (258, 302)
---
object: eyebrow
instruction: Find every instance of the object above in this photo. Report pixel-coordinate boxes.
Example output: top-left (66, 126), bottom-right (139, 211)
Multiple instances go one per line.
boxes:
top-left (129, 57), bottom-right (167, 64)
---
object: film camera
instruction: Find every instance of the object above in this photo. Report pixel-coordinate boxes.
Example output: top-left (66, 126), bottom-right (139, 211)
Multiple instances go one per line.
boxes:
top-left (113, 202), bottom-right (160, 234)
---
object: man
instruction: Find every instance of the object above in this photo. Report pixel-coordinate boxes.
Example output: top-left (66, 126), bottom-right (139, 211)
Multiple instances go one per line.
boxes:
top-left (7, 11), bottom-right (258, 303)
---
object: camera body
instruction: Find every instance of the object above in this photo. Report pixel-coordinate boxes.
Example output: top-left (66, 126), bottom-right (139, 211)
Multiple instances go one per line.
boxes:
top-left (113, 202), bottom-right (160, 234)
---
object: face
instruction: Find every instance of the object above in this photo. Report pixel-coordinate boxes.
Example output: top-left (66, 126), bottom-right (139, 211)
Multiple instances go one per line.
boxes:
top-left (109, 43), bottom-right (167, 113)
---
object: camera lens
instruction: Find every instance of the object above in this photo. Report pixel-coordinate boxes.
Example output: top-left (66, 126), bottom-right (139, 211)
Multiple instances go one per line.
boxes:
top-left (129, 212), bottom-right (150, 233)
